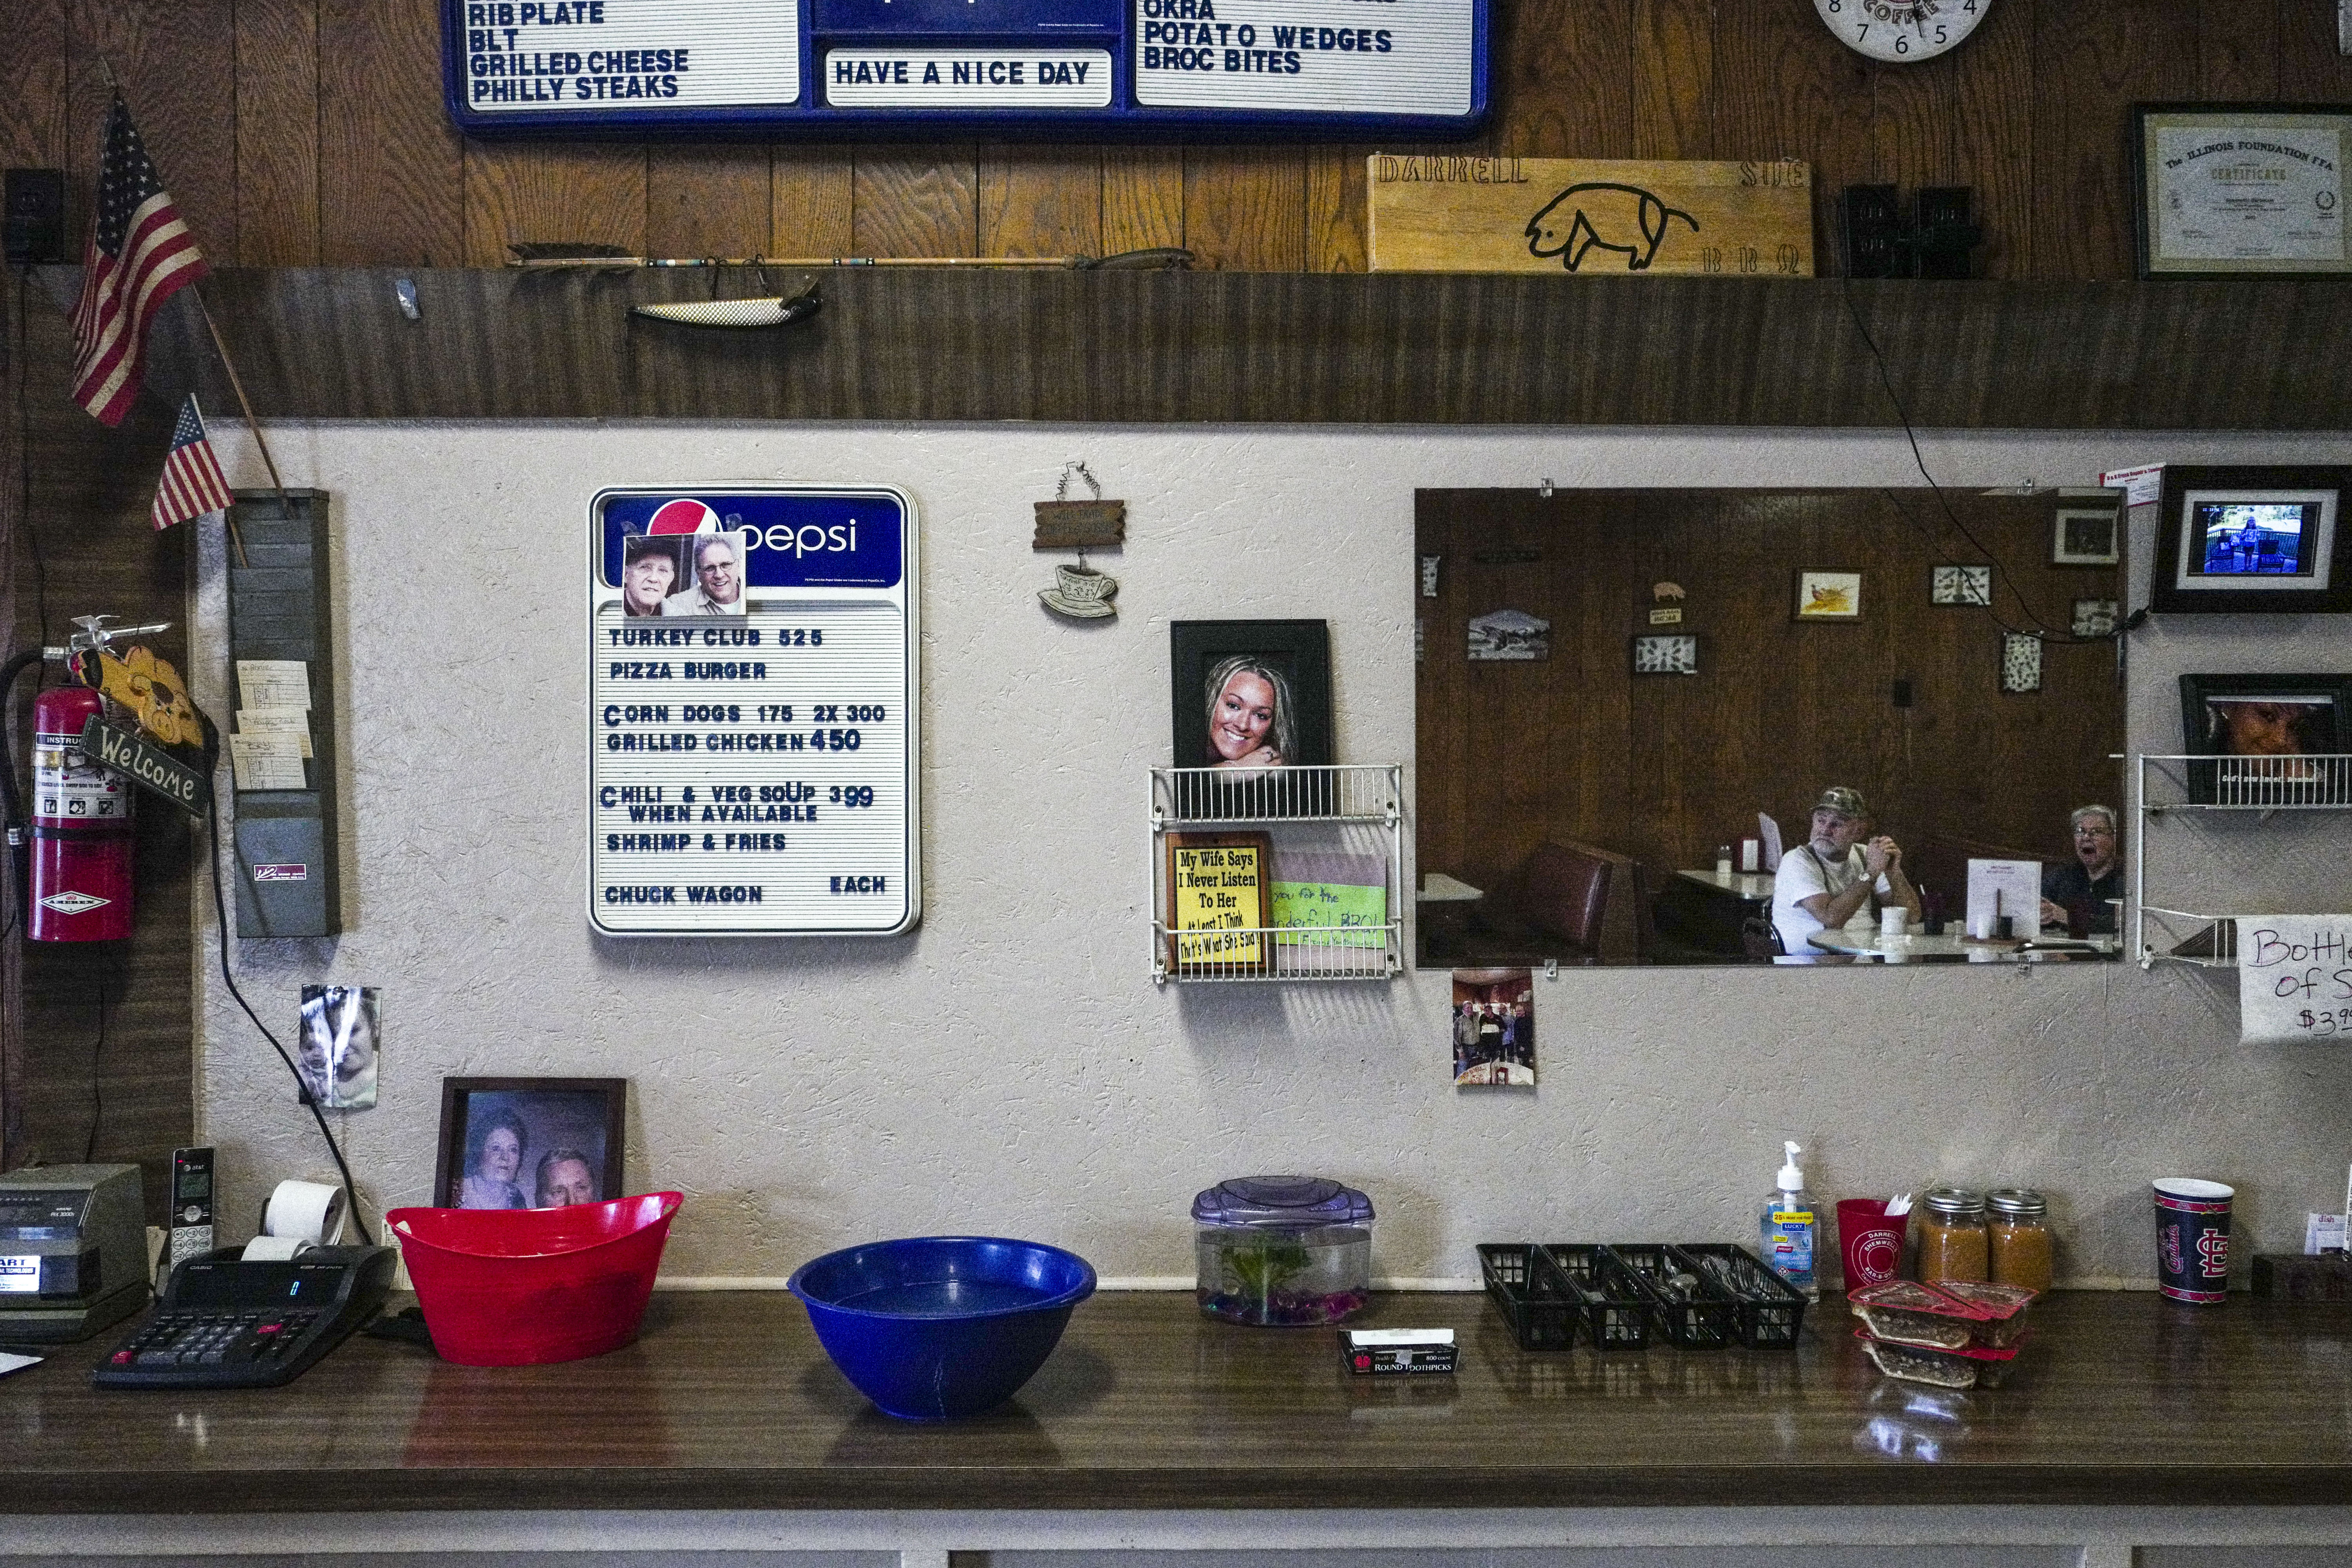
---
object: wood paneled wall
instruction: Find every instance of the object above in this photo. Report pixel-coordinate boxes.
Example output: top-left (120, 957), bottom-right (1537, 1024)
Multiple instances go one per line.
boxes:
top-left (1415, 489), bottom-right (2125, 929)
top-left (6, 1), bottom-right (2352, 277)
top-left (1, 286), bottom-right (196, 1212)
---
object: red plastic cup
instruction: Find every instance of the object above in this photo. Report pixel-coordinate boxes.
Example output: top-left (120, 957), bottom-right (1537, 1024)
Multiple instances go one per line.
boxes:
top-left (1838, 1198), bottom-right (1905, 1292)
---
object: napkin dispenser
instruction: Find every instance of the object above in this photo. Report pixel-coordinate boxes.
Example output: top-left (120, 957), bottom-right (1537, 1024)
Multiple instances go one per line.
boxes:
top-left (0, 1163), bottom-right (148, 1342)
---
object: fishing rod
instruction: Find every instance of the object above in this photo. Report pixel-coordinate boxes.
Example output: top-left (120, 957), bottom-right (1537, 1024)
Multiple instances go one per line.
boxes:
top-left (508, 242), bottom-right (1193, 270)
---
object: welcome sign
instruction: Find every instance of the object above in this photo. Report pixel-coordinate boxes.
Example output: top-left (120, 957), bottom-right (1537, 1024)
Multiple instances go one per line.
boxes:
top-left (443, 0), bottom-right (1485, 137)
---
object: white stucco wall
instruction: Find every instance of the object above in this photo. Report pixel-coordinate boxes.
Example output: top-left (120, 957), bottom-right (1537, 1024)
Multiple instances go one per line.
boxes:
top-left (190, 422), bottom-right (2352, 1288)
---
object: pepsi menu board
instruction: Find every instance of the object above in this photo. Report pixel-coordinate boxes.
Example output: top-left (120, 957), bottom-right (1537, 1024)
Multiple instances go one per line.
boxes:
top-left (588, 485), bottom-right (920, 938)
top-left (446, 0), bottom-right (1485, 137)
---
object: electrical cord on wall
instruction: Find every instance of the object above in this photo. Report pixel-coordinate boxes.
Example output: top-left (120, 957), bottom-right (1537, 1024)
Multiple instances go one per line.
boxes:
top-left (82, 976), bottom-right (108, 1162)
top-left (201, 788), bottom-right (374, 1247)
top-left (1831, 210), bottom-right (2120, 646)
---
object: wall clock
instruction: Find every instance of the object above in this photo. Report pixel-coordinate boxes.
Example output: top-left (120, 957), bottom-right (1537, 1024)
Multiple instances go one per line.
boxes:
top-left (1813, 0), bottom-right (1989, 62)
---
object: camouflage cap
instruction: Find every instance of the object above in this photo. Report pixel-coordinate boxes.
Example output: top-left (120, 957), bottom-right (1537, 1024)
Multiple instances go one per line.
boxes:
top-left (1813, 786), bottom-right (1868, 819)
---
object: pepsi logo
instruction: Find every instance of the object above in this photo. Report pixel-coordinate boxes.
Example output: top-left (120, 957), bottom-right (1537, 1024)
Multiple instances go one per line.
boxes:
top-left (646, 498), bottom-right (721, 535)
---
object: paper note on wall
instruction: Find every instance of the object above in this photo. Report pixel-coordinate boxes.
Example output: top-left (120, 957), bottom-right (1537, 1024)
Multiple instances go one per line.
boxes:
top-left (2236, 916), bottom-right (2352, 1045)
top-left (1272, 852), bottom-right (1388, 948)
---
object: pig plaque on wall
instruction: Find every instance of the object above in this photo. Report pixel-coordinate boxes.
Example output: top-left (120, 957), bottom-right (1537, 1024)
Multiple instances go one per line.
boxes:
top-left (1368, 156), bottom-right (1813, 276)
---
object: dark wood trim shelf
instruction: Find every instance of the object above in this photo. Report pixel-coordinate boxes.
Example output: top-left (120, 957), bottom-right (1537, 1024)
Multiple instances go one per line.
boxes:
top-left (9, 1289), bottom-right (2352, 1514)
top-left (40, 267), bottom-right (2352, 430)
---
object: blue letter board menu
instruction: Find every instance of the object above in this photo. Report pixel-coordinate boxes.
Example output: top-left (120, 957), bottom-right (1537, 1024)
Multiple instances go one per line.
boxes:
top-left (446, 0), bottom-right (1486, 138)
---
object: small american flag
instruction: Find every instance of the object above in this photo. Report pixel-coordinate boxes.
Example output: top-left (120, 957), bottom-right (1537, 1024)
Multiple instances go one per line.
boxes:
top-left (151, 394), bottom-right (232, 530)
top-left (69, 96), bottom-right (208, 427)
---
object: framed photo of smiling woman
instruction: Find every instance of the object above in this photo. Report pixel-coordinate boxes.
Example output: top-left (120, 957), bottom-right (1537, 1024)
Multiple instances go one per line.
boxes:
top-left (1171, 621), bottom-right (1335, 769)
top-left (1170, 621), bottom-right (1336, 819)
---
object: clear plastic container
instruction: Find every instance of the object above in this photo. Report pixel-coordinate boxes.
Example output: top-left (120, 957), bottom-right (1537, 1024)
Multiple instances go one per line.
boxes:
top-left (1857, 1330), bottom-right (2022, 1389)
top-left (1849, 1278), bottom-right (2035, 1351)
top-left (1192, 1174), bottom-right (1373, 1326)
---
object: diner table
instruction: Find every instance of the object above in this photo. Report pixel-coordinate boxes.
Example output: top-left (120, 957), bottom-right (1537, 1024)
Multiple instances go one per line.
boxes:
top-left (1808, 924), bottom-right (2120, 962)
top-left (1650, 869), bottom-right (1779, 956)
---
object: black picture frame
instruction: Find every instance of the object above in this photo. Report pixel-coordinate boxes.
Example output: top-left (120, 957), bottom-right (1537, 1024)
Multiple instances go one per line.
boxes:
top-left (2151, 465), bottom-right (2351, 614)
top-left (1929, 564), bottom-right (1991, 606)
top-left (2178, 674), bottom-right (2352, 805)
top-left (1630, 633), bottom-right (1700, 676)
top-left (436, 1077), bottom-right (628, 1210)
top-left (2131, 103), bottom-right (2352, 280)
top-left (1170, 620), bottom-right (1335, 770)
top-left (2051, 505), bottom-right (2120, 567)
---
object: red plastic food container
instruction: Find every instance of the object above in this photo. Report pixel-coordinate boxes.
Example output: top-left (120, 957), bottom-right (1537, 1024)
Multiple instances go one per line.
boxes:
top-left (387, 1192), bottom-right (682, 1366)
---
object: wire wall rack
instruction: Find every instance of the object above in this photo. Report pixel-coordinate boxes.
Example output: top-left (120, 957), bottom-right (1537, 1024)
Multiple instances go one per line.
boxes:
top-left (1149, 764), bottom-right (1404, 984)
top-left (2133, 752), bottom-right (2352, 971)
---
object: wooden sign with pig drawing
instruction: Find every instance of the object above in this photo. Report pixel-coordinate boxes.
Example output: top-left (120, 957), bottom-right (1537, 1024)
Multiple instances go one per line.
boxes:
top-left (1367, 156), bottom-right (1813, 276)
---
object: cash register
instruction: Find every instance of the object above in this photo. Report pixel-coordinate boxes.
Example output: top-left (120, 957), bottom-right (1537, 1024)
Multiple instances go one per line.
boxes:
top-left (0, 1164), bottom-right (149, 1343)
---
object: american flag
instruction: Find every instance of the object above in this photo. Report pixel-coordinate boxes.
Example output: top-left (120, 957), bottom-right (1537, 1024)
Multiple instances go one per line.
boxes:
top-left (69, 96), bottom-right (208, 427)
top-left (151, 394), bottom-right (232, 530)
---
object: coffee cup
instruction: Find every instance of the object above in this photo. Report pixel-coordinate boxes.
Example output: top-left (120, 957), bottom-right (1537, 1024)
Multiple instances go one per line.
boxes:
top-left (1880, 906), bottom-right (1908, 936)
top-left (2153, 1178), bottom-right (2233, 1304)
top-left (1837, 1198), bottom-right (1905, 1291)
top-left (1053, 564), bottom-right (1115, 605)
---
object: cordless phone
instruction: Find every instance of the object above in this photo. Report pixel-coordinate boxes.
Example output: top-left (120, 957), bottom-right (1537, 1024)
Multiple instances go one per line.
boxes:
top-left (165, 1147), bottom-right (215, 1276)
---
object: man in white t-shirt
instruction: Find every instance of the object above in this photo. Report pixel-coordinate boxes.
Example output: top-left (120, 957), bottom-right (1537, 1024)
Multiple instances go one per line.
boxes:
top-left (1769, 785), bottom-right (1923, 957)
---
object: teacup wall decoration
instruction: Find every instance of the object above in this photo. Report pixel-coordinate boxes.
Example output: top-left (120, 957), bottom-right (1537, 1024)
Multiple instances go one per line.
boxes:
top-left (1042, 561), bottom-right (1119, 619)
top-left (1034, 460), bottom-right (1126, 622)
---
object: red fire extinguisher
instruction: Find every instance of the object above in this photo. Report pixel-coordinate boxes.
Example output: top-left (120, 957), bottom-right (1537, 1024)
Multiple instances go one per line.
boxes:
top-left (26, 683), bottom-right (134, 942)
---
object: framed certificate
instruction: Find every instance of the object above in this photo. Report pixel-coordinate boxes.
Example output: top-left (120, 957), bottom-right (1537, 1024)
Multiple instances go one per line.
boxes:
top-left (2134, 104), bottom-right (2352, 278)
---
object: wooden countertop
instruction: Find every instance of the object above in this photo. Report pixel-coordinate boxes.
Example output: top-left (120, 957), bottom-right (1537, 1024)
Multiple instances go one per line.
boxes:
top-left (5, 1289), bottom-right (2350, 1513)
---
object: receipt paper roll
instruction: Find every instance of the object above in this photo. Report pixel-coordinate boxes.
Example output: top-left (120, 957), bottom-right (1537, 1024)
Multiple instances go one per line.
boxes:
top-left (262, 1178), bottom-right (347, 1245)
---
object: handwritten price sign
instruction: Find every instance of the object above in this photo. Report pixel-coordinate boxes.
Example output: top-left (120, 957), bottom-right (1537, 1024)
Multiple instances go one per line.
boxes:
top-left (2237, 916), bottom-right (2352, 1044)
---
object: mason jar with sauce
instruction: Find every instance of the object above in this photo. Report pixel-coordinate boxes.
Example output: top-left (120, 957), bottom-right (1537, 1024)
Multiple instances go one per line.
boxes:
top-left (1987, 1188), bottom-right (2053, 1294)
top-left (1917, 1187), bottom-right (1990, 1284)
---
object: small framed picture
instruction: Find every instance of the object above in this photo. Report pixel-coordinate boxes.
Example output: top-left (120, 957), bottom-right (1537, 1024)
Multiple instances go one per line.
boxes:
top-left (436, 1078), bottom-right (628, 1210)
top-left (1452, 968), bottom-right (1535, 1087)
top-left (1468, 608), bottom-right (1550, 661)
top-left (2000, 633), bottom-right (2044, 695)
top-left (1630, 633), bottom-right (1699, 676)
top-left (1793, 571), bottom-right (1862, 621)
top-left (2071, 598), bottom-right (2120, 638)
top-left (1170, 621), bottom-right (1334, 770)
top-left (1164, 831), bottom-right (1274, 976)
top-left (297, 986), bottom-right (379, 1110)
top-left (2150, 465), bottom-right (2350, 614)
top-left (2179, 674), bottom-right (2352, 804)
top-left (2052, 506), bottom-right (2121, 566)
top-left (1931, 565), bottom-right (1992, 606)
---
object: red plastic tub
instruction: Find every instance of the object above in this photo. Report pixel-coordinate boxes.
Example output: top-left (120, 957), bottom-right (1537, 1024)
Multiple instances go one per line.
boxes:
top-left (387, 1192), bottom-right (682, 1366)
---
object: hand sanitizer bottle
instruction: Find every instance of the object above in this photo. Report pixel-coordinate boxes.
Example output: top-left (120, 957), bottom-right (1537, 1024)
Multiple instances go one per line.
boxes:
top-left (1760, 1141), bottom-right (1819, 1301)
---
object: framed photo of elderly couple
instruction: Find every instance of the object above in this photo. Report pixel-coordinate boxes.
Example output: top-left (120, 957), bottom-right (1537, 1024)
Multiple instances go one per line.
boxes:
top-left (435, 1078), bottom-right (627, 1211)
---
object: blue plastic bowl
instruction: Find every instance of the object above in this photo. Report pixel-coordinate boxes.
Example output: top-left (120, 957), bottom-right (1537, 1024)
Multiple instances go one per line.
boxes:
top-left (787, 1236), bottom-right (1097, 1421)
